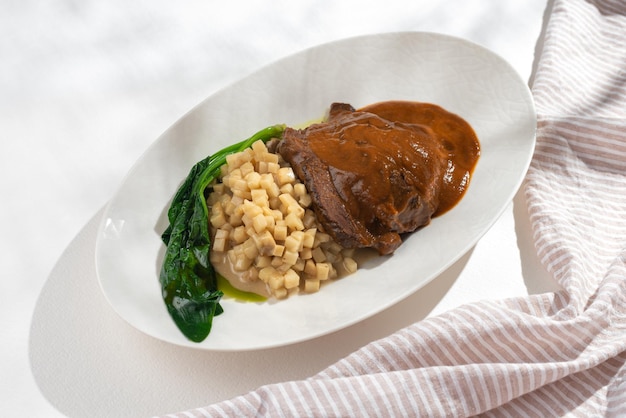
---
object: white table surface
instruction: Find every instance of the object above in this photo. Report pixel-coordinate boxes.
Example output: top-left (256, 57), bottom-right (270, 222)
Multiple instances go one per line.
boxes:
top-left (2, 1), bottom-right (558, 416)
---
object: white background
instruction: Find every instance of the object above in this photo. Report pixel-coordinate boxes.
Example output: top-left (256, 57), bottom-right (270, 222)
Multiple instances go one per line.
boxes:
top-left (1, 1), bottom-right (555, 416)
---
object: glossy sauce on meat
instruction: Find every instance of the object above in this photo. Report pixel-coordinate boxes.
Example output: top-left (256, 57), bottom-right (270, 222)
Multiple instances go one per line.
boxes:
top-left (278, 101), bottom-right (480, 255)
top-left (359, 101), bottom-right (480, 216)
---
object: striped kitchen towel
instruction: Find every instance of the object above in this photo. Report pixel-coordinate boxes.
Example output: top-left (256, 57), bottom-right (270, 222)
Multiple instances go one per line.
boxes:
top-left (163, 0), bottom-right (626, 416)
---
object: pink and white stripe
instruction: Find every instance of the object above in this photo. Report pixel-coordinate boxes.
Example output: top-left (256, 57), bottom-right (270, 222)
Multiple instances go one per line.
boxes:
top-left (162, 0), bottom-right (626, 415)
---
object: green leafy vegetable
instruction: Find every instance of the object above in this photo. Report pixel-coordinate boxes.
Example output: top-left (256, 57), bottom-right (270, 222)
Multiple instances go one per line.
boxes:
top-left (160, 124), bottom-right (286, 342)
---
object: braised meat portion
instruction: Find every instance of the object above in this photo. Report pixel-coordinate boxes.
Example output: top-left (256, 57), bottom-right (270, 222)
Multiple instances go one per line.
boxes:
top-left (277, 103), bottom-right (448, 255)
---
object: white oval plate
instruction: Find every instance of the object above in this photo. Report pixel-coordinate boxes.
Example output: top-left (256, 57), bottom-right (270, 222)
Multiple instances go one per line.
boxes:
top-left (95, 32), bottom-right (536, 351)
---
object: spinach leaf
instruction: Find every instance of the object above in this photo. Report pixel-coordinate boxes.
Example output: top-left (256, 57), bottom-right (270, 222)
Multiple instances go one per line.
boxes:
top-left (160, 124), bottom-right (286, 342)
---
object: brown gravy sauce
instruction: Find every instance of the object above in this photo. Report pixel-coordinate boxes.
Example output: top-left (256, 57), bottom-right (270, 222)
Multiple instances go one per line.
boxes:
top-left (357, 100), bottom-right (480, 216)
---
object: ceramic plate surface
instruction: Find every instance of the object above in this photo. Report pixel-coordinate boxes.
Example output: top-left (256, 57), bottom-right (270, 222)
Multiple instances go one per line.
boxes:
top-left (95, 32), bottom-right (536, 350)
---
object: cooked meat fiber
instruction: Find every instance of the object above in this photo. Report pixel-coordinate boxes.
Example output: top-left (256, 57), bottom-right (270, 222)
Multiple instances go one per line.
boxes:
top-left (277, 103), bottom-right (448, 255)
